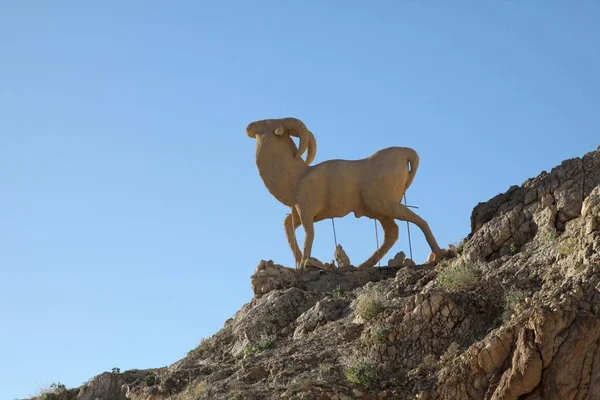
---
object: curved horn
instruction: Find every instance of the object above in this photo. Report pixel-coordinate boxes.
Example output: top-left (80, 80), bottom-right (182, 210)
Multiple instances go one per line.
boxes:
top-left (278, 118), bottom-right (317, 164)
top-left (305, 130), bottom-right (317, 165)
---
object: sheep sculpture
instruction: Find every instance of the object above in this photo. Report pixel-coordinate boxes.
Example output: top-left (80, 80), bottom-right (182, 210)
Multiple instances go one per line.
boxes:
top-left (246, 117), bottom-right (446, 269)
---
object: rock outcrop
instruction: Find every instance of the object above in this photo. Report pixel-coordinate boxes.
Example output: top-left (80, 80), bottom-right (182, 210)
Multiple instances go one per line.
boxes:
top-left (466, 147), bottom-right (600, 262)
top-left (30, 147), bottom-right (600, 400)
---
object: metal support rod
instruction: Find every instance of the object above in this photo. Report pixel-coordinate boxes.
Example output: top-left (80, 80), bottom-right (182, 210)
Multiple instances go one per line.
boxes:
top-left (404, 193), bottom-right (413, 260)
top-left (374, 219), bottom-right (381, 267)
top-left (331, 218), bottom-right (338, 248)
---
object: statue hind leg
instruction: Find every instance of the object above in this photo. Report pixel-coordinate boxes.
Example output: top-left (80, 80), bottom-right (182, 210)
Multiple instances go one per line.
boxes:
top-left (357, 218), bottom-right (399, 268)
top-left (390, 203), bottom-right (444, 258)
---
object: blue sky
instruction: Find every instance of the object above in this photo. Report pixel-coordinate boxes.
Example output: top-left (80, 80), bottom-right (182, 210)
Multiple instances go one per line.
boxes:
top-left (1, 1), bottom-right (598, 398)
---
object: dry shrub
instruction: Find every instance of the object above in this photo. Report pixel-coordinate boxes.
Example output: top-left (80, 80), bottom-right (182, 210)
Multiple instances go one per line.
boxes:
top-left (503, 288), bottom-right (527, 322)
top-left (440, 342), bottom-right (461, 363)
top-left (346, 360), bottom-right (380, 387)
top-left (177, 381), bottom-right (207, 400)
top-left (438, 262), bottom-right (482, 289)
top-left (355, 292), bottom-right (385, 321)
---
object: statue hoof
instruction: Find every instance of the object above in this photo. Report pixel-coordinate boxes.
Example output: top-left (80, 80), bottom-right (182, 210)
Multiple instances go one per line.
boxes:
top-left (428, 249), bottom-right (451, 264)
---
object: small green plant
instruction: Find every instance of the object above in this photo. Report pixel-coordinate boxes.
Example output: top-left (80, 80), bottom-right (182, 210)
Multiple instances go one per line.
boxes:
top-left (374, 327), bottom-right (391, 341)
top-left (39, 383), bottom-right (67, 400)
top-left (244, 345), bottom-right (258, 357)
top-left (438, 262), bottom-right (482, 289)
top-left (346, 361), bottom-right (380, 387)
top-left (559, 241), bottom-right (576, 256)
top-left (455, 238), bottom-right (466, 255)
top-left (257, 338), bottom-right (274, 350)
top-left (362, 299), bottom-right (383, 321)
top-left (356, 293), bottom-right (385, 321)
top-left (244, 339), bottom-right (274, 356)
top-left (549, 231), bottom-right (558, 242)
top-left (142, 373), bottom-right (158, 386)
top-left (332, 286), bottom-right (345, 297)
top-left (509, 243), bottom-right (519, 255)
top-left (112, 367), bottom-right (120, 374)
top-left (503, 289), bottom-right (526, 322)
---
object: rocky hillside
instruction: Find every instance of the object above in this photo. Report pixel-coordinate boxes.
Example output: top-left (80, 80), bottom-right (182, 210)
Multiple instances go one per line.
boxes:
top-left (35, 147), bottom-right (600, 400)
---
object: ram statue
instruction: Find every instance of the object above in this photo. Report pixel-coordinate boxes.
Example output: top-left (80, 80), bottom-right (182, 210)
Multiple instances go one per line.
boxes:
top-left (246, 117), bottom-right (446, 269)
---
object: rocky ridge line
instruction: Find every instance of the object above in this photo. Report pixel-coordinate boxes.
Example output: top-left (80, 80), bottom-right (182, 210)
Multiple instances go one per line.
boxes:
top-left (31, 146), bottom-right (600, 400)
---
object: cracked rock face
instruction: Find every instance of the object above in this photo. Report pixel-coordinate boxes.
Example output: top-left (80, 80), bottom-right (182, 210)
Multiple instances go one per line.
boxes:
top-left (74, 370), bottom-right (150, 400)
top-left (437, 268), bottom-right (600, 400)
top-left (466, 149), bottom-right (600, 262)
top-left (293, 297), bottom-right (350, 339)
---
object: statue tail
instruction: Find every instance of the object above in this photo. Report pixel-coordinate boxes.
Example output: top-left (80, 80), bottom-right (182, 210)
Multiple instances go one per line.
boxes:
top-left (404, 148), bottom-right (419, 192)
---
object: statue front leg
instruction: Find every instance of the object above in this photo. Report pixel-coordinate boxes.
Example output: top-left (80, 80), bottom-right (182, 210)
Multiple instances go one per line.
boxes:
top-left (284, 208), bottom-right (303, 268)
top-left (297, 206), bottom-right (315, 270)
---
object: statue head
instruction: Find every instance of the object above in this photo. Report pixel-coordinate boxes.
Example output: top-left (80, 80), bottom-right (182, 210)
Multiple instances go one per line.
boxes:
top-left (246, 118), bottom-right (317, 164)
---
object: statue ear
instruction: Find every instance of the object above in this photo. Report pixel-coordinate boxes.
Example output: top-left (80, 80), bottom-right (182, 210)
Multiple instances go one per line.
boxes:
top-left (274, 126), bottom-right (285, 136)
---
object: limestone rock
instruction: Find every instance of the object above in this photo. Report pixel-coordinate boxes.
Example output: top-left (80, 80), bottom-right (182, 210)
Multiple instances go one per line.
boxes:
top-left (334, 244), bottom-right (351, 268)
top-left (251, 260), bottom-right (297, 297)
top-left (403, 258), bottom-right (416, 266)
top-left (305, 257), bottom-right (324, 269)
top-left (465, 148), bottom-right (600, 262)
top-left (582, 184), bottom-right (600, 218)
top-left (322, 260), bottom-right (337, 270)
top-left (232, 287), bottom-right (321, 350)
top-left (387, 251), bottom-right (406, 267)
top-left (293, 297), bottom-right (350, 339)
top-left (585, 216), bottom-right (598, 235)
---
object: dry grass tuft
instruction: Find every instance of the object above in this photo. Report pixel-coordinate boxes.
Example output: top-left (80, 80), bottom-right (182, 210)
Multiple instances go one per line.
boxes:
top-left (438, 262), bottom-right (482, 289)
top-left (356, 292), bottom-right (385, 321)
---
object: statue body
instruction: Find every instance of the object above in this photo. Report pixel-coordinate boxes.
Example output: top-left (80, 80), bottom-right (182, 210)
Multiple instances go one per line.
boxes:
top-left (247, 117), bottom-right (444, 268)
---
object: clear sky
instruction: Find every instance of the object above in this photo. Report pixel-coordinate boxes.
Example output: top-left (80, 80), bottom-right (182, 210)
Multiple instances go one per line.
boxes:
top-left (1, 1), bottom-right (598, 398)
